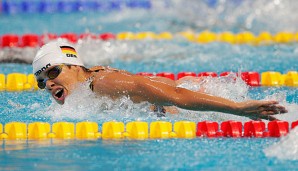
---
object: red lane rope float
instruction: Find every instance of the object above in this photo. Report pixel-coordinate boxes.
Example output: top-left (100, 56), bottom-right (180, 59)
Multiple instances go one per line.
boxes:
top-left (60, 32), bottom-right (78, 43)
top-left (195, 120), bottom-right (292, 138)
top-left (1, 34), bottom-right (19, 47)
top-left (137, 71), bottom-right (262, 86)
top-left (138, 71), bottom-right (298, 87)
top-left (177, 72), bottom-right (197, 80)
top-left (244, 121), bottom-right (266, 138)
top-left (99, 33), bottom-right (116, 40)
top-left (21, 34), bottom-right (40, 47)
top-left (292, 120), bottom-right (298, 129)
top-left (0, 32), bottom-right (117, 48)
top-left (197, 72), bottom-right (218, 77)
top-left (79, 33), bottom-right (98, 40)
top-left (156, 72), bottom-right (175, 80)
top-left (196, 121), bottom-right (220, 137)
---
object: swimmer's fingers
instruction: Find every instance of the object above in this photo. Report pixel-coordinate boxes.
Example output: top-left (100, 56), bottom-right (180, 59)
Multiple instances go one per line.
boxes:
top-left (258, 115), bottom-right (278, 121)
top-left (259, 105), bottom-right (288, 115)
top-left (248, 113), bottom-right (278, 121)
top-left (253, 106), bottom-right (286, 121)
top-left (239, 100), bottom-right (288, 121)
top-left (252, 106), bottom-right (288, 121)
top-left (242, 101), bottom-right (288, 115)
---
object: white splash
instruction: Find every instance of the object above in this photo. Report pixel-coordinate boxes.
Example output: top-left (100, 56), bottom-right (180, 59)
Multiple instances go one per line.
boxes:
top-left (261, 93), bottom-right (298, 160)
top-left (43, 82), bottom-right (155, 122)
top-left (8, 99), bottom-right (25, 109)
top-left (177, 73), bottom-right (249, 102)
top-left (264, 127), bottom-right (298, 160)
top-left (276, 103), bottom-right (298, 122)
top-left (201, 73), bottom-right (249, 102)
top-left (172, 74), bottom-right (253, 122)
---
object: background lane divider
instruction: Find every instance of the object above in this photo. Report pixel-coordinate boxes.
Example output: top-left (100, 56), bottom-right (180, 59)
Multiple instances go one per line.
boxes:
top-left (1, 31), bottom-right (298, 48)
top-left (0, 120), bottom-right (297, 140)
top-left (0, 71), bottom-right (297, 91)
top-left (1, 0), bottom-right (152, 14)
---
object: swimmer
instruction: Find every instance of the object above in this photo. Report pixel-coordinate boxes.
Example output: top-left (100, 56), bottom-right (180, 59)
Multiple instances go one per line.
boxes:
top-left (32, 40), bottom-right (287, 120)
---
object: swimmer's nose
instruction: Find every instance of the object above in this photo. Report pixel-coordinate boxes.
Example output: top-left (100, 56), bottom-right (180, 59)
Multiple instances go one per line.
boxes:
top-left (45, 79), bottom-right (55, 90)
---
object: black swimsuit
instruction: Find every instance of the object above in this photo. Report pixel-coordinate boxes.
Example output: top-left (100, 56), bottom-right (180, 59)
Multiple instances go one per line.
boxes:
top-left (152, 105), bottom-right (166, 117)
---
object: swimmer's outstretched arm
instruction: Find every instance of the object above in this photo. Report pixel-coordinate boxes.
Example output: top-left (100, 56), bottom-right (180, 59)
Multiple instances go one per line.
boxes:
top-left (92, 72), bottom-right (287, 120)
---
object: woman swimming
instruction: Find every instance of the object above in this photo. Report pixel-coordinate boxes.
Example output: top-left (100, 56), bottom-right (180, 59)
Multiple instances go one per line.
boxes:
top-left (32, 40), bottom-right (287, 120)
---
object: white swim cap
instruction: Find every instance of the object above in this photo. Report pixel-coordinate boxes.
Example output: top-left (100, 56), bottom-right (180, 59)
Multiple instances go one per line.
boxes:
top-left (32, 40), bottom-right (84, 78)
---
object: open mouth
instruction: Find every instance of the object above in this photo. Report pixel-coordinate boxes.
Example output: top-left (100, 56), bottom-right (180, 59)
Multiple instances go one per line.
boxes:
top-left (55, 89), bottom-right (64, 99)
top-left (52, 88), bottom-right (66, 104)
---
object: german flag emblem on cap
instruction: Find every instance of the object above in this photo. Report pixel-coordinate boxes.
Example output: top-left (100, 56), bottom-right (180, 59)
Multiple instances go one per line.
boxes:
top-left (60, 46), bottom-right (78, 58)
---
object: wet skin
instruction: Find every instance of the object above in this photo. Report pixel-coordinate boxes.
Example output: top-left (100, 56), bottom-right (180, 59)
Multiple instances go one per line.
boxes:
top-left (40, 65), bottom-right (288, 120)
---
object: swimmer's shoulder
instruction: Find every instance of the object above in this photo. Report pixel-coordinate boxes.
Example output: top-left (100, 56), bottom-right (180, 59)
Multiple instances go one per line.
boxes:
top-left (89, 67), bottom-right (140, 100)
top-left (88, 66), bottom-right (134, 91)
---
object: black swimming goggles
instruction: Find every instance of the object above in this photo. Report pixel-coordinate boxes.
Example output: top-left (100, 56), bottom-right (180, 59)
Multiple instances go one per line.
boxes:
top-left (37, 65), bottom-right (63, 89)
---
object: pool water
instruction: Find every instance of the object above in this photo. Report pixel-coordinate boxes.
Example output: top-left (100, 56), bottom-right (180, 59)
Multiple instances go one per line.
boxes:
top-left (1, 138), bottom-right (296, 170)
top-left (1, 0), bottom-right (298, 170)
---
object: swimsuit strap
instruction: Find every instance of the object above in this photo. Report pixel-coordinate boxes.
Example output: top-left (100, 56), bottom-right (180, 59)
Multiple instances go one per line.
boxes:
top-left (89, 80), bottom-right (94, 91)
top-left (88, 66), bottom-right (121, 91)
top-left (88, 66), bottom-right (103, 91)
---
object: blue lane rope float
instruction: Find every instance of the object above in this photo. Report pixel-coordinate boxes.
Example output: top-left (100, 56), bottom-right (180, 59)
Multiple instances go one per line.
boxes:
top-left (0, 120), bottom-right (296, 140)
top-left (1, 0), bottom-right (152, 14)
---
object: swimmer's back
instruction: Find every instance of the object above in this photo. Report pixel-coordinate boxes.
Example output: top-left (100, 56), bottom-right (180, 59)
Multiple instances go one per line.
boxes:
top-left (89, 66), bottom-right (176, 86)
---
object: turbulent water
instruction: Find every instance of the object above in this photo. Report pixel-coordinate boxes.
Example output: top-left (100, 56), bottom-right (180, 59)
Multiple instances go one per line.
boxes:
top-left (36, 74), bottom-right (297, 124)
top-left (0, 0), bottom-right (298, 34)
top-left (264, 127), bottom-right (298, 160)
top-left (0, 0), bottom-right (298, 161)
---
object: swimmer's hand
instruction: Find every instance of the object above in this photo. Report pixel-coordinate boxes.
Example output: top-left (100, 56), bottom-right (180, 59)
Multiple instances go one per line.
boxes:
top-left (236, 100), bottom-right (288, 121)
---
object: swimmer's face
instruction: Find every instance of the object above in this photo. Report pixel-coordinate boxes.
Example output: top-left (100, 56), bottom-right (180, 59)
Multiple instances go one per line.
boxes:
top-left (37, 65), bottom-right (81, 104)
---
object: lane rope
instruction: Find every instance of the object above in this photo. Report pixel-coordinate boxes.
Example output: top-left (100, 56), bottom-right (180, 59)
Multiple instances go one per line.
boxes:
top-left (0, 120), bottom-right (296, 140)
top-left (0, 31), bottom-right (297, 48)
top-left (1, 71), bottom-right (297, 91)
